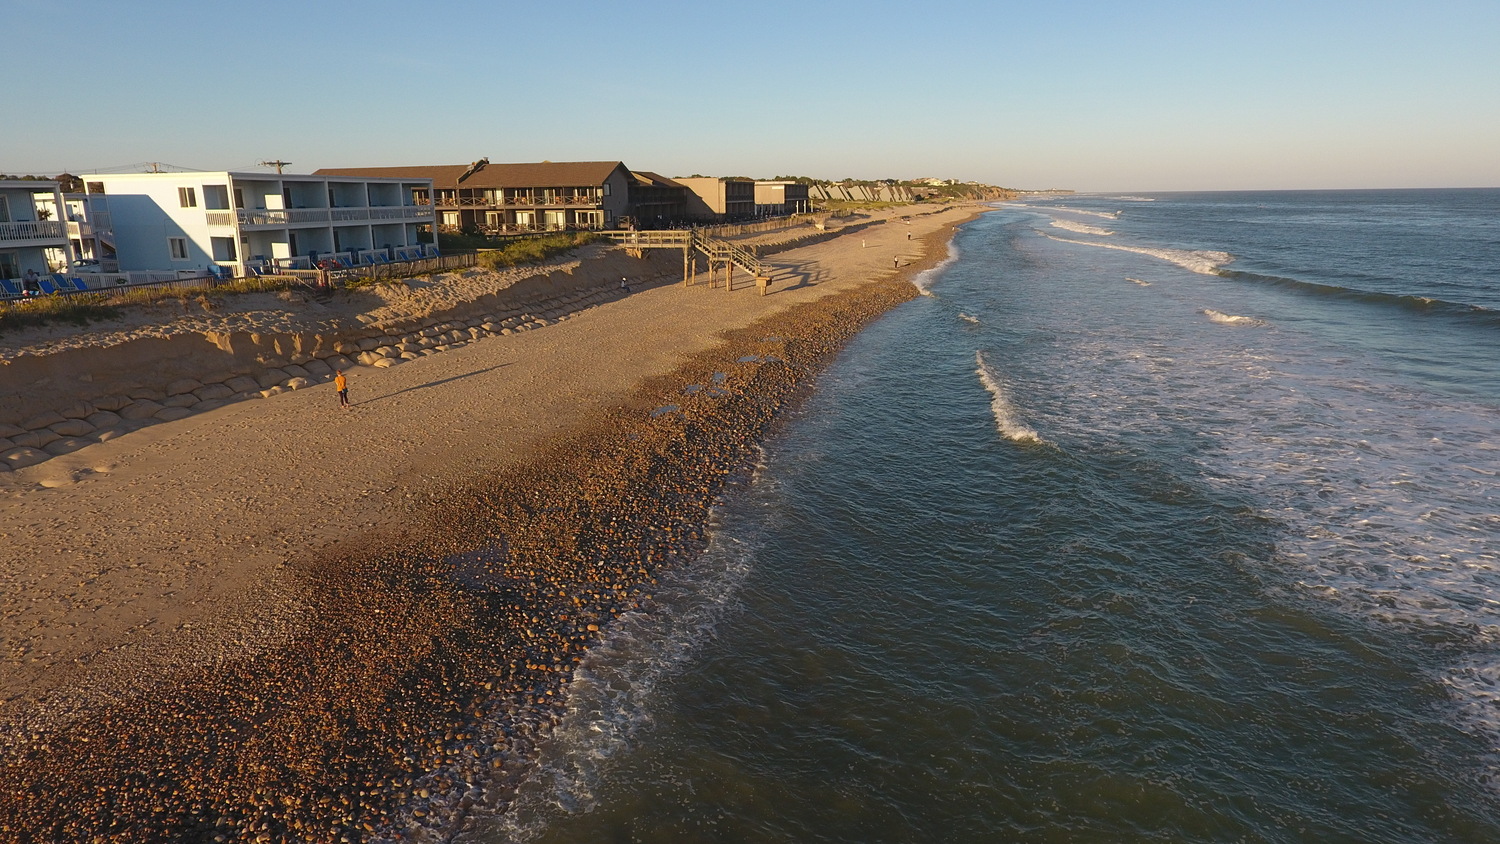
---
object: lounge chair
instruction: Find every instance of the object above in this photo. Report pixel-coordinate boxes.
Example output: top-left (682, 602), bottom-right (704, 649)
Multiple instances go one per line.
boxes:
top-left (70, 277), bottom-right (91, 291)
top-left (0, 280), bottom-right (20, 296)
top-left (38, 278), bottom-right (58, 294)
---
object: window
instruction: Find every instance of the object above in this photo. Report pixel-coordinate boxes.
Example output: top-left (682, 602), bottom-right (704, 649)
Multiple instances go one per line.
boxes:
top-left (602, 183), bottom-right (611, 196)
top-left (0, 195), bottom-right (9, 223)
top-left (0, 252), bottom-right (18, 279)
top-left (178, 187), bottom-right (197, 208)
top-left (168, 237), bottom-right (189, 260)
top-left (210, 236), bottom-right (237, 262)
top-left (86, 181), bottom-right (104, 194)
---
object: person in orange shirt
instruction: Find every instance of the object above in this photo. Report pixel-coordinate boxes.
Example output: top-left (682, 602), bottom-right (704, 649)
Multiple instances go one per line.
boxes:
top-left (335, 370), bottom-right (350, 409)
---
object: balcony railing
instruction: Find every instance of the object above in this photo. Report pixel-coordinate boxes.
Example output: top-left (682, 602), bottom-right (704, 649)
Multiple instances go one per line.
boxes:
top-left (0, 220), bottom-right (66, 242)
top-left (213, 206), bottom-right (433, 228)
top-left (432, 194), bottom-right (603, 208)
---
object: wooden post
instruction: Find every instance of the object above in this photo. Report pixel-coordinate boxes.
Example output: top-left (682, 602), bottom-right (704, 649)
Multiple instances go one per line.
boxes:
top-left (726, 261), bottom-right (733, 292)
top-left (683, 246), bottom-right (690, 287)
top-left (756, 276), bottom-right (769, 296)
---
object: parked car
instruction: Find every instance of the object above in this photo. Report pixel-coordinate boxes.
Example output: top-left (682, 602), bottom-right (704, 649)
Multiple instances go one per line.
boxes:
top-left (70, 259), bottom-right (105, 273)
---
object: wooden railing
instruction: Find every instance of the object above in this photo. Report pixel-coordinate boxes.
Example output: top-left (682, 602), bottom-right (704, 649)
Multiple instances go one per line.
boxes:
top-left (0, 220), bottom-right (66, 242)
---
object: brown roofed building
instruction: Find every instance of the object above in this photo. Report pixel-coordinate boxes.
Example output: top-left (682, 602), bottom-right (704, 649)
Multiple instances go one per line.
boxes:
top-left (314, 160), bottom-right (634, 234)
top-left (627, 171), bottom-right (690, 228)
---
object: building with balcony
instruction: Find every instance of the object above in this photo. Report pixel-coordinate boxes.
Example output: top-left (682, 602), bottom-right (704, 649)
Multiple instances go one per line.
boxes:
top-left (753, 181), bottom-right (812, 217)
top-left (316, 160), bottom-right (634, 234)
top-left (0, 180), bottom-right (71, 282)
top-left (626, 171), bottom-right (690, 228)
top-left (85, 171), bottom-right (437, 276)
top-left (674, 177), bottom-right (756, 222)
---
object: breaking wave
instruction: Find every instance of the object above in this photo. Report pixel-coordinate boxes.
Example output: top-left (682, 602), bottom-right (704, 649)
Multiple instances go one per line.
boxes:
top-left (1040, 232), bottom-right (1233, 276)
top-left (912, 238), bottom-right (960, 297)
top-left (974, 351), bottom-right (1047, 445)
top-left (1049, 218), bottom-right (1115, 236)
top-left (1053, 206), bottom-right (1121, 220)
top-left (1203, 309), bottom-right (1267, 327)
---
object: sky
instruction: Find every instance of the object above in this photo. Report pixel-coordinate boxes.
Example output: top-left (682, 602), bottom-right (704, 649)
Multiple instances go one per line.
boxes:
top-left (4, 0), bottom-right (1498, 192)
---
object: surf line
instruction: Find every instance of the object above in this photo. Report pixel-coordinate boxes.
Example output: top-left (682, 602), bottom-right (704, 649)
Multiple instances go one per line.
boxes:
top-left (974, 351), bottom-right (1047, 446)
top-left (1039, 231), bottom-right (1232, 276)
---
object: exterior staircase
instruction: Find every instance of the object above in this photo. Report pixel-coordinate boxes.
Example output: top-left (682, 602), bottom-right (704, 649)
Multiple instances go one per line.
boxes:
top-left (601, 229), bottom-right (768, 289)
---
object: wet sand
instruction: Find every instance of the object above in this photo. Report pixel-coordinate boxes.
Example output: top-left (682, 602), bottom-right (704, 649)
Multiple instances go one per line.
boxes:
top-left (0, 205), bottom-right (982, 841)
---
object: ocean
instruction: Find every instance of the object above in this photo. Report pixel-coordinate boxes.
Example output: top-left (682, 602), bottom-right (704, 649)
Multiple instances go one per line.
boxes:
top-left (476, 190), bottom-right (1500, 842)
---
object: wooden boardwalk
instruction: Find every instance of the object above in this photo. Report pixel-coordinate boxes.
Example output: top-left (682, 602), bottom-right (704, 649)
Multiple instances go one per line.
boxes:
top-left (601, 230), bottom-right (772, 294)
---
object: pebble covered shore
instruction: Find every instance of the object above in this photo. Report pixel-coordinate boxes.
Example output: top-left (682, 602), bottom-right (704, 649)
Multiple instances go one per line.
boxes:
top-left (0, 263), bottom-right (931, 841)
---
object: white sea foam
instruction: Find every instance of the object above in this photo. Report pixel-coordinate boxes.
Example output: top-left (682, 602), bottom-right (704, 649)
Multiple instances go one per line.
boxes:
top-left (1049, 218), bottom-right (1116, 236)
top-left (1126, 277), bottom-right (1152, 286)
top-left (1052, 205), bottom-right (1121, 220)
top-left (1040, 231), bottom-right (1233, 275)
top-left (487, 470), bottom-right (765, 839)
top-left (912, 238), bottom-right (960, 296)
top-left (958, 313), bottom-right (981, 324)
top-left (1112, 195), bottom-right (1156, 202)
top-left (975, 351), bottom-right (1047, 445)
top-left (1203, 309), bottom-right (1266, 326)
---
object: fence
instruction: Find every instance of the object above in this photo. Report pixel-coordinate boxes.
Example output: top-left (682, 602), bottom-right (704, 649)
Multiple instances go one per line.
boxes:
top-left (0, 251), bottom-right (479, 310)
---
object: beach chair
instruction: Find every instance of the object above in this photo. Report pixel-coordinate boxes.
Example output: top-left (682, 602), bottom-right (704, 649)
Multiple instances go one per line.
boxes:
top-left (337, 254), bottom-right (355, 269)
top-left (38, 277), bottom-right (58, 295)
top-left (69, 277), bottom-right (91, 292)
top-left (0, 280), bottom-right (20, 297)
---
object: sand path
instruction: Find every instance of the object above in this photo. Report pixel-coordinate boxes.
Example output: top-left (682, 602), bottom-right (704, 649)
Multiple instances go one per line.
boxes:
top-left (0, 205), bottom-right (978, 718)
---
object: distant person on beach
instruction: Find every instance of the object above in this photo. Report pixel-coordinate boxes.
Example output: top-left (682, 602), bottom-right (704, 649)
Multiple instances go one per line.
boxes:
top-left (335, 370), bottom-right (349, 408)
top-left (620, 276), bottom-right (630, 293)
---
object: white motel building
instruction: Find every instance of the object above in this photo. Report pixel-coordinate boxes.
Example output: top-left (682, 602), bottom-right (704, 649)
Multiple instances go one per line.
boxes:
top-left (83, 171), bottom-right (438, 277)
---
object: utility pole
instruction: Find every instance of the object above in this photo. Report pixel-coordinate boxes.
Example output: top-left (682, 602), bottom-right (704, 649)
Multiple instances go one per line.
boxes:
top-left (259, 160), bottom-right (292, 174)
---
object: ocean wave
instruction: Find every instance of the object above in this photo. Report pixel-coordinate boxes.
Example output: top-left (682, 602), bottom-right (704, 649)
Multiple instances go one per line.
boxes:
top-left (958, 313), bottom-right (981, 324)
top-left (1111, 195), bottom-right (1156, 202)
top-left (1203, 309), bottom-right (1267, 327)
top-left (1221, 269), bottom-right (1500, 325)
top-left (1049, 218), bottom-right (1116, 236)
top-left (1040, 231), bottom-right (1233, 275)
top-left (912, 238), bottom-right (961, 297)
top-left (1126, 277), bottom-right (1152, 286)
top-left (975, 351), bottom-right (1047, 445)
top-left (1053, 205), bottom-right (1121, 220)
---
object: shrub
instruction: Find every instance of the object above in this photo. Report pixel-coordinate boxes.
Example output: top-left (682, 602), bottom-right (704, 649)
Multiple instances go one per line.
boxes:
top-left (477, 232), bottom-right (598, 271)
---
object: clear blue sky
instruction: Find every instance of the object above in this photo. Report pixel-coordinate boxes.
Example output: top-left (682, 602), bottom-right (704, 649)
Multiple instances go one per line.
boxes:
top-left (6, 0), bottom-right (1497, 191)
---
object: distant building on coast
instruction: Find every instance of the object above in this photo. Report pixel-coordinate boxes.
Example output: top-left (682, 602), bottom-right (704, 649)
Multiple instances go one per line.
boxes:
top-left (753, 181), bottom-right (811, 216)
top-left (808, 183), bottom-right (915, 203)
top-left (316, 160), bottom-right (637, 234)
top-left (626, 171), bottom-right (690, 229)
top-left (82, 171), bottom-right (436, 277)
top-left (0, 179), bottom-right (71, 283)
top-left (674, 176), bottom-right (756, 222)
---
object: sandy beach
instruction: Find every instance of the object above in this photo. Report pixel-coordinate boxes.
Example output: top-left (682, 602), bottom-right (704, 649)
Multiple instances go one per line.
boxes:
top-left (0, 204), bottom-right (981, 841)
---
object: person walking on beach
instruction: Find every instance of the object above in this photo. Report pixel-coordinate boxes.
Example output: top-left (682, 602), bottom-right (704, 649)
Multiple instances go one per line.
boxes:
top-left (335, 370), bottom-right (350, 409)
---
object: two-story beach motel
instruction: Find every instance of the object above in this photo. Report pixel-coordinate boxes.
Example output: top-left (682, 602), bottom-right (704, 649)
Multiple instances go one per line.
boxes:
top-left (83, 171), bottom-right (438, 278)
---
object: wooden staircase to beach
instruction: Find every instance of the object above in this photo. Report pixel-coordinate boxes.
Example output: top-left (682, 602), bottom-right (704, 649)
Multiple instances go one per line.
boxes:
top-left (601, 229), bottom-right (771, 293)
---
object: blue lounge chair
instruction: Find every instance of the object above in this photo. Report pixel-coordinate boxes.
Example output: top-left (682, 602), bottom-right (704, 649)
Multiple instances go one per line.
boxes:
top-left (0, 279), bottom-right (20, 296)
top-left (38, 278), bottom-right (58, 295)
top-left (70, 277), bottom-right (91, 291)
